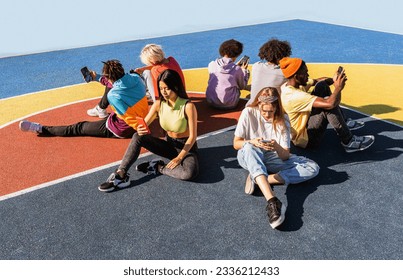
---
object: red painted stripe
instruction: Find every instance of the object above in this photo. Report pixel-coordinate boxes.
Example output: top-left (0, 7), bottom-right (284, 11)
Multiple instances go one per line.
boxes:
top-left (0, 94), bottom-right (244, 196)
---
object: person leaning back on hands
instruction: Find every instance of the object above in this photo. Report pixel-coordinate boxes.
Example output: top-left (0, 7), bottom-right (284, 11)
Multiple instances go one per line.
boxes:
top-left (279, 57), bottom-right (375, 152)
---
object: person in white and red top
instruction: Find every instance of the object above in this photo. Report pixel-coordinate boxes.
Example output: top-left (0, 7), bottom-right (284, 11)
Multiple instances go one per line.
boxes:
top-left (134, 43), bottom-right (186, 102)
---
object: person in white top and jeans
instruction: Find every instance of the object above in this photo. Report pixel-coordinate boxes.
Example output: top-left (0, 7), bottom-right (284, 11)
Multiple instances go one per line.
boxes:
top-left (233, 87), bottom-right (319, 229)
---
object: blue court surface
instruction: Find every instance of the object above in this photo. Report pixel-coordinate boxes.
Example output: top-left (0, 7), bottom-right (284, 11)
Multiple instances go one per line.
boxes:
top-left (0, 20), bottom-right (402, 260)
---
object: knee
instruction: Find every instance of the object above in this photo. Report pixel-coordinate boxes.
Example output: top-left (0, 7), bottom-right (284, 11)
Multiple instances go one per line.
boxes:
top-left (133, 133), bottom-right (149, 145)
top-left (305, 159), bottom-right (320, 178)
top-left (180, 157), bottom-right (199, 181)
top-left (313, 81), bottom-right (331, 97)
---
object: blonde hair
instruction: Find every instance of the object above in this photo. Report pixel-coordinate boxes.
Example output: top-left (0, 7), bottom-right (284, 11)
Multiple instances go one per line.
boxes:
top-left (249, 87), bottom-right (286, 135)
top-left (140, 44), bottom-right (165, 65)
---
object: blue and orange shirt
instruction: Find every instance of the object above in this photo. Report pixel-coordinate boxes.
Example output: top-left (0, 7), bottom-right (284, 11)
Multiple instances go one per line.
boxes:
top-left (106, 73), bottom-right (149, 138)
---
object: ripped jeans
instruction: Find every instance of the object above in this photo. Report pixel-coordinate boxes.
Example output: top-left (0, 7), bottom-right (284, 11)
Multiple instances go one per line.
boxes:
top-left (237, 143), bottom-right (319, 185)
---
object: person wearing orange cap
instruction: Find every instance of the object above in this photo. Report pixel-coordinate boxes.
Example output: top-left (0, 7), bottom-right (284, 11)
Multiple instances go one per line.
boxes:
top-left (279, 58), bottom-right (375, 153)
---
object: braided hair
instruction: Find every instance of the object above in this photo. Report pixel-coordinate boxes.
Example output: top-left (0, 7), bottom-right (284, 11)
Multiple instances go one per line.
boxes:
top-left (102, 60), bottom-right (125, 82)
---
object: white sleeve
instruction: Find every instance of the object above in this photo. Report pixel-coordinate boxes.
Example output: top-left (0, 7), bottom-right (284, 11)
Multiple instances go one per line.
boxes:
top-left (234, 109), bottom-right (249, 139)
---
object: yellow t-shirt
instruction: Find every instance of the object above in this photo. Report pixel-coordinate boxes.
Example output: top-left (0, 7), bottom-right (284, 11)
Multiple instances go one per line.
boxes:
top-left (280, 83), bottom-right (316, 148)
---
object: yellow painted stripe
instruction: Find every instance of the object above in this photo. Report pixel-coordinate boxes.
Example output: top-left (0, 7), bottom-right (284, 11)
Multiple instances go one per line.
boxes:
top-left (1, 83), bottom-right (105, 126)
top-left (2, 64), bottom-right (403, 126)
top-left (184, 64), bottom-right (403, 126)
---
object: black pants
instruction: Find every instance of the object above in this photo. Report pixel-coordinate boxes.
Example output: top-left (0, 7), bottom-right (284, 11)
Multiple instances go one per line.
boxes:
top-left (119, 133), bottom-right (199, 181)
top-left (306, 81), bottom-right (353, 148)
top-left (41, 118), bottom-right (116, 138)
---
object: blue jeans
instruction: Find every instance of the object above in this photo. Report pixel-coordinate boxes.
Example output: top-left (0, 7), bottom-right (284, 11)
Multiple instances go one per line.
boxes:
top-left (237, 143), bottom-right (319, 185)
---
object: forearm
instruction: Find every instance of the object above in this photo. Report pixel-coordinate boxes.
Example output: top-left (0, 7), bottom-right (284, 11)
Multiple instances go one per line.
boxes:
top-left (275, 146), bottom-right (290, 161)
top-left (234, 138), bottom-right (250, 150)
top-left (177, 138), bottom-right (196, 160)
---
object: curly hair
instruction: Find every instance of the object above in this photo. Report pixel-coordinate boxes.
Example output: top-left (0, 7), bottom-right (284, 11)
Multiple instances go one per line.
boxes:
top-left (219, 39), bottom-right (243, 58)
top-left (258, 39), bottom-right (292, 65)
top-left (102, 60), bottom-right (125, 82)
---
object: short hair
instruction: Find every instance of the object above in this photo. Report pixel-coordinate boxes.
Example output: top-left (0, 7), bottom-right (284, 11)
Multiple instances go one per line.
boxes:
top-left (102, 60), bottom-right (125, 82)
top-left (258, 39), bottom-right (292, 65)
top-left (140, 44), bottom-right (165, 65)
top-left (157, 69), bottom-right (188, 101)
top-left (219, 39), bottom-right (243, 58)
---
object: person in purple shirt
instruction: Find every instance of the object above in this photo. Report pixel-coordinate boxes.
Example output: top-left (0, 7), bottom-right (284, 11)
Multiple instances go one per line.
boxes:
top-left (205, 39), bottom-right (250, 109)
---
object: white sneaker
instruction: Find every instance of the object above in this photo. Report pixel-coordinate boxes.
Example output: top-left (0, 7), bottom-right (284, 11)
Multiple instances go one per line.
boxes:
top-left (87, 105), bottom-right (108, 118)
top-left (19, 120), bottom-right (42, 133)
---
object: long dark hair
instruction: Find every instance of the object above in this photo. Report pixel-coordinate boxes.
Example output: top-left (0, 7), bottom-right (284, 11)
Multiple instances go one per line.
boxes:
top-left (157, 69), bottom-right (188, 101)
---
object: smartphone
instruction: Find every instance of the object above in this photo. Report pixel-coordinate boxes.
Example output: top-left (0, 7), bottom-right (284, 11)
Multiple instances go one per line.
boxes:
top-left (136, 117), bottom-right (151, 134)
top-left (337, 66), bottom-right (344, 76)
top-left (80, 67), bottom-right (93, 83)
top-left (237, 55), bottom-right (250, 65)
top-left (260, 139), bottom-right (270, 144)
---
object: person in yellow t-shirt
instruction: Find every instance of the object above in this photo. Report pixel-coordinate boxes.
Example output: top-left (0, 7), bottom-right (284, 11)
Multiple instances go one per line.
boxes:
top-left (279, 57), bottom-right (375, 153)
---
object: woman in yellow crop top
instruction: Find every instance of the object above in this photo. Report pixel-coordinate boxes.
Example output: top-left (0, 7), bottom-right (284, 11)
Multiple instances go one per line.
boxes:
top-left (98, 69), bottom-right (199, 192)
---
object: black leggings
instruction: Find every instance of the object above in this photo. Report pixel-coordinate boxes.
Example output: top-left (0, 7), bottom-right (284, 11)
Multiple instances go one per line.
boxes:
top-left (306, 81), bottom-right (352, 148)
top-left (119, 133), bottom-right (199, 181)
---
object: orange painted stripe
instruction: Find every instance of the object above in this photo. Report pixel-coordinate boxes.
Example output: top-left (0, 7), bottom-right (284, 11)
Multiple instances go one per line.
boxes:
top-left (1, 94), bottom-right (244, 196)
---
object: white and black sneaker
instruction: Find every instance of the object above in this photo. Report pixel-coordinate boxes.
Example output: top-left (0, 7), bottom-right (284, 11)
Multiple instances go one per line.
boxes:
top-left (266, 197), bottom-right (286, 229)
top-left (342, 135), bottom-right (375, 153)
top-left (98, 170), bottom-right (130, 192)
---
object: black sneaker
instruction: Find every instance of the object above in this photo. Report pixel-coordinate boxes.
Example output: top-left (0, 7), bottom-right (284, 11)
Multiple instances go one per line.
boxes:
top-left (98, 170), bottom-right (130, 192)
top-left (136, 159), bottom-right (164, 175)
top-left (266, 197), bottom-right (286, 229)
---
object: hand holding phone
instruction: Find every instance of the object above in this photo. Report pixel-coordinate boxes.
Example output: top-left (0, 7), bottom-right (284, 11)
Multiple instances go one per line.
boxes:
top-left (136, 117), bottom-right (151, 134)
top-left (237, 55), bottom-right (250, 66)
top-left (80, 67), bottom-right (93, 83)
top-left (336, 66), bottom-right (344, 77)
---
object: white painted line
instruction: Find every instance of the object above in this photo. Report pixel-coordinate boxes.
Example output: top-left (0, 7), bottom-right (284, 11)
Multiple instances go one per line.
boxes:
top-left (0, 126), bottom-right (237, 201)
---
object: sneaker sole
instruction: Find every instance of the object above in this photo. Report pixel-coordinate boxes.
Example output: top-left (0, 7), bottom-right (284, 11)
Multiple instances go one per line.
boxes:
top-left (345, 137), bottom-right (375, 153)
top-left (348, 123), bottom-right (365, 131)
top-left (87, 111), bottom-right (108, 118)
top-left (98, 180), bottom-right (130, 192)
top-left (270, 204), bottom-right (286, 229)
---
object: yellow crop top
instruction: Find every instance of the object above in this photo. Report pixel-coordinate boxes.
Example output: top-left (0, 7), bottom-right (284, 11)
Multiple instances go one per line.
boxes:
top-left (159, 97), bottom-right (188, 133)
